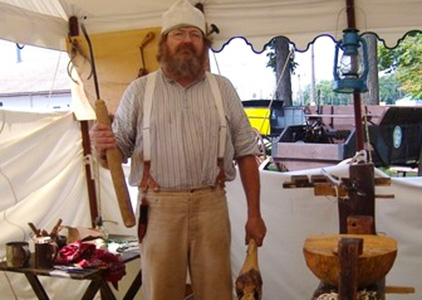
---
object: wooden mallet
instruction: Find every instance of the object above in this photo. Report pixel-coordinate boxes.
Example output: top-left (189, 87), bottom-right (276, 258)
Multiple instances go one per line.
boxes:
top-left (235, 239), bottom-right (263, 300)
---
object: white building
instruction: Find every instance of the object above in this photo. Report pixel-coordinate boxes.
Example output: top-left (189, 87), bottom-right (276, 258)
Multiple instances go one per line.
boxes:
top-left (0, 40), bottom-right (72, 110)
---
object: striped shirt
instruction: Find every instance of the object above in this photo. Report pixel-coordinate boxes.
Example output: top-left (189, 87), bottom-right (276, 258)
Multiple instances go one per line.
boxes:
top-left (112, 69), bottom-right (259, 189)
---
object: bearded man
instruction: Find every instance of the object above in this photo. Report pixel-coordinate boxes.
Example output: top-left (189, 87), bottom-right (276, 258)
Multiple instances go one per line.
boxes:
top-left (90, 0), bottom-right (266, 299)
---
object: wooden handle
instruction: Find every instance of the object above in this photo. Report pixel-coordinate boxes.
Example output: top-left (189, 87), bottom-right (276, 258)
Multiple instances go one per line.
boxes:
top-left (95, 99), bottom-right (136, 228)
top-left (28, 222), bottom-right (39, 236)
top-left (50, 218), bottom-right (63, 236)
top-left (385, 285), bottom-right (415, 294)
top-left (240, 239), bottom-right (259, 274)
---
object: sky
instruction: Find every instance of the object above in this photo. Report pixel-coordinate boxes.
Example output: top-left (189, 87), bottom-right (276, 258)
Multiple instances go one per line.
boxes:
top-left (0, 40), bottom-right (63, 65)
top-left (209, 36), bottom-right (337, 102)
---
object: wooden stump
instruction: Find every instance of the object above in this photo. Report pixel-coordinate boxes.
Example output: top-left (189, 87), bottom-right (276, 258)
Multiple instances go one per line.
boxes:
top-left (303, 234), bottom-right (397, 289)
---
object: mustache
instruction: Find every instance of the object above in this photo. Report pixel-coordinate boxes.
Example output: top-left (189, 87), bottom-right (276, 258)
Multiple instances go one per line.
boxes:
top-left (175, 43), bottom-right (196, 54)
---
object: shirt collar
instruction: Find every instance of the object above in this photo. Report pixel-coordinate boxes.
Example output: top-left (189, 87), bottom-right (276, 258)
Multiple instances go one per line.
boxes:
top-left (159, 68), bottom-right (206, 88)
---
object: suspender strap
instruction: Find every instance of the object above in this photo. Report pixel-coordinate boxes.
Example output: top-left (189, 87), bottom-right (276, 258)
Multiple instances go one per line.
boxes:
top-left (138, 72), bottom-right (158, 243)
top-left (205, 72), bottom-right (227, 187)
top-left (140, 72), bottom-right (159, 192)
top-left (206, 72), bottom-right (227, 159)
top-left (143, 72), bottom-right (157, 162)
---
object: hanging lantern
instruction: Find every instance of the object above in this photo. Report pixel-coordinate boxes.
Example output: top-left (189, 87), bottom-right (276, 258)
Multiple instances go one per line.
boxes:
top-left (333, 28), bottom-right (369, 93)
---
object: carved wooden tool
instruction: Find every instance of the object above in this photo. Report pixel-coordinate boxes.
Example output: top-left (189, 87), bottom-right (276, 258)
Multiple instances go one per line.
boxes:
top-left (80, 20), bottom-right (136, 228)
top-left (235, 239), bottom-right (262, 300)
top-left (95, 100), bottom-right (136, 228)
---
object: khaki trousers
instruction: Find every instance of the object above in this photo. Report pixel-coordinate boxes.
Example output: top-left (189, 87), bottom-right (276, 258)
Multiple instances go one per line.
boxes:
top-left (140, 187), bottom-right (233, 300)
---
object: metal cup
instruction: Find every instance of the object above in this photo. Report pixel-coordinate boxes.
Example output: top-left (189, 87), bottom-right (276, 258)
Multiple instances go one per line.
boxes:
top-left (6, 241), bottom-right (30, 268)
top-left (34, 237), bottom-right (58, 269)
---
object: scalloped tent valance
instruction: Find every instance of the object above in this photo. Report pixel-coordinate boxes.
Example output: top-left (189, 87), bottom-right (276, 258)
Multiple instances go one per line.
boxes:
top-left (0, 0), bottom-right (421, 52)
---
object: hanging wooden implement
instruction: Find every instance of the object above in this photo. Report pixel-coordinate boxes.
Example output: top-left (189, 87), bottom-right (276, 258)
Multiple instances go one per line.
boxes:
top-left (138, 32), bottom-right (155, 77)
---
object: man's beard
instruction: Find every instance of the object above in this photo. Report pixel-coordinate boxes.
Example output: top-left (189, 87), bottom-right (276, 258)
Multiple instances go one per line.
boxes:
top-left (161, 43), bottom-right (206, 82)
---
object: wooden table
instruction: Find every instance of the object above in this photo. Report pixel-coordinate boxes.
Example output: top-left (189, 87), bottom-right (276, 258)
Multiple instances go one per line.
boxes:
top-left (0, 249), bottom-right (142, 300)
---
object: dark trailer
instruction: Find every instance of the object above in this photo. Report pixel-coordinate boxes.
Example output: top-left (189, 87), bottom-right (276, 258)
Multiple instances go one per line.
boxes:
top-left (271, 105), bottom-right (422, 173)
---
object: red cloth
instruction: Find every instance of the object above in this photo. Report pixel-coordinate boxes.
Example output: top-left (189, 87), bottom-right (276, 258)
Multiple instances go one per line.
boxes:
top-left (56, 241), bottom-right (126, 289)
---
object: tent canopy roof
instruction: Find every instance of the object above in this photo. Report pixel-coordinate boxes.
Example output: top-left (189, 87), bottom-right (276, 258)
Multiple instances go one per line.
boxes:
top-left (1, 0), bottom-right (422, 52)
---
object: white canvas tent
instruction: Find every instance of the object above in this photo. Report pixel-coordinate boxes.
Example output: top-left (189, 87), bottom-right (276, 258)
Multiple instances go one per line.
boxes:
top-left (1, 0), bottom-right (422, 299)
top-left (1, 0), bottom-right (422, 52)
top-left (2, 111), bottom-right (422, 300)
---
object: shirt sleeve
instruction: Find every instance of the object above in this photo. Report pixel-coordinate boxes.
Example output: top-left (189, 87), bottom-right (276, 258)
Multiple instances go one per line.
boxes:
top-left (112, 77), bottom-right (145, 162)
top-left (216, 75), bottom-right (260, 158)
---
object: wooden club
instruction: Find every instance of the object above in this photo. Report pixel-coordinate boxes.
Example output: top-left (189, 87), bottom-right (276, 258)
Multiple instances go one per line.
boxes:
top-left (235, 239), bottom-right (263, 300)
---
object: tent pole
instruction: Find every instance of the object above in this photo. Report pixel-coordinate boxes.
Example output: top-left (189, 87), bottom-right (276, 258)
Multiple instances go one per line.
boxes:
top-left (69, 16), bottom-right (99, 228)
top-left (345, 0), bottom-right (364, 151)
top-left (345, 0), bottom-right (356, 28)
top-left (352, 94), bottom-right (364, 151)
top-left (80, 120), bottom-right (99, 228)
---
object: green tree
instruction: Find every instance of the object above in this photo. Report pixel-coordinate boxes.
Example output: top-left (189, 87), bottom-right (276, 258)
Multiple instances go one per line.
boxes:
top-left (378, 32), bottom-right (422, 99)
top-left (302, 80), bottom-right (350, 105)
top-left (266, 37), bottom-right (297, 105)
top-left (301, 75), bottom-right (404, 106)
top-left (266, 38), bottom-right (298, 74)
top-left (378, 74), bottom-right (405, 104)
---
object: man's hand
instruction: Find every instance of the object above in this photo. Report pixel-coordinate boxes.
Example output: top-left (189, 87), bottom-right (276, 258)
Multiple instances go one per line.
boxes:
top-left (89, 123), bottom-right (116, 161)
top-left (89, 123), bottom-right (116, 168)
top-left (245, 216), bottom-right (267, 247)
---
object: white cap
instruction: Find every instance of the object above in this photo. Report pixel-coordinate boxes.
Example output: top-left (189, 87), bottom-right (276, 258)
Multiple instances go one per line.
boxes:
top-left (161, 0), bottom-right (206, 35)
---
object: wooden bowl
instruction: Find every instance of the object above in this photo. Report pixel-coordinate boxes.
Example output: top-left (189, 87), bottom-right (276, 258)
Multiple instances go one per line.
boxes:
top-left (303, 234), bottom-right (397, 288)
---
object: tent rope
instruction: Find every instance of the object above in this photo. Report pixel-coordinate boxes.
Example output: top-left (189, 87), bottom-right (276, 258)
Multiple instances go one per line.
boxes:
top-left (212, 51), bottom-right (222, 76)
top-left (92, 156), bottom-right (103, 221)
top-left (211, 43), bottom-right (292, 136)
top-left (258, 46), bottom-right (293, 134)
top-left (363, 105), bottom-right (373, 162)
top-left (46, 51), bottom-right (62, 108)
